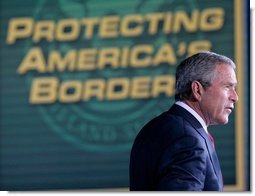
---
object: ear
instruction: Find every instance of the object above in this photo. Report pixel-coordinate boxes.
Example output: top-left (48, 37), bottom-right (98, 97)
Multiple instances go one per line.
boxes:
top-left (191, 81), bottom-right (204, 101)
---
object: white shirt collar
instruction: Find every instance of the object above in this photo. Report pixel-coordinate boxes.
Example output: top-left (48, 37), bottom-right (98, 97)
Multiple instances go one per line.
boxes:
top-left (175, 101), bottom-right (208, 134)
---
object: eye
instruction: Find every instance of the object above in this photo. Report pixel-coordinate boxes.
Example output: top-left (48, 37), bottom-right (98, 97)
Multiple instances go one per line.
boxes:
top-left (225, 84), bottom-right (237, 92)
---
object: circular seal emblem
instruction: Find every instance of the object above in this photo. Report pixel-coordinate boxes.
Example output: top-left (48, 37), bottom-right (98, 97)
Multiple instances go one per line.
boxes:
top-left (22, 0), bottom-right (201, 152)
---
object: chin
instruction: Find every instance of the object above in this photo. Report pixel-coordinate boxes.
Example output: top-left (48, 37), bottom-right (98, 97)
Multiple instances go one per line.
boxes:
top-left (211, 116), bottom-right (229, 125)
top-left (221, 118), bottom-right (229, 124)
top-left (215, 117), bottom-right (229, 125)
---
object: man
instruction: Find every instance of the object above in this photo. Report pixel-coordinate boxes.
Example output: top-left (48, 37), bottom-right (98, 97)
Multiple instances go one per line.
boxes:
top-left (129, 51), bottom-right (238, 191)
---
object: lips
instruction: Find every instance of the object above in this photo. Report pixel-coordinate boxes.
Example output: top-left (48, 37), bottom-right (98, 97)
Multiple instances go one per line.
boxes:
top-left (225, 106), bottom-right (234, 113)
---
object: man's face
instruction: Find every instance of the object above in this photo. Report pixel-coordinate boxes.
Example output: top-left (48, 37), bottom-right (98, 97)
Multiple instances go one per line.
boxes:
top-left (200, 63), bottom-right (238, 125)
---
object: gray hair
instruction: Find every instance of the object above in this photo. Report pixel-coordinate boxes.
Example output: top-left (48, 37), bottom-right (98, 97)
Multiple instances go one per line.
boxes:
top-left (175, 51), bottom-right (236, 101)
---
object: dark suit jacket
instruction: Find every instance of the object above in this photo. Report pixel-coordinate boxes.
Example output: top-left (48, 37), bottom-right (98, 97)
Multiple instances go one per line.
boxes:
top-left (129, 104), bottom-right (223, 191)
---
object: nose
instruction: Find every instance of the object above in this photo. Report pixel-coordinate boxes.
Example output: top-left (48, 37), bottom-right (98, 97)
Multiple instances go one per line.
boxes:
top-left (230, 88), bottom-right (238, 103)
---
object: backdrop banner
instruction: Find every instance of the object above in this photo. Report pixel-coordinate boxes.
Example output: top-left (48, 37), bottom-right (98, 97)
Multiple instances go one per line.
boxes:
top-left (0, 0), bottom-right (246, 191)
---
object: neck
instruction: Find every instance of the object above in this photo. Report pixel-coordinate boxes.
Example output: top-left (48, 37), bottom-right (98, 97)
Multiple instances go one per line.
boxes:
top-left (182, 100), bottom-right (209, 126)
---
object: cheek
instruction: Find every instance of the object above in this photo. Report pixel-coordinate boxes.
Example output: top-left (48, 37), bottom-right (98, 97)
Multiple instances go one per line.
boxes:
top-left (204, 92), bottom-right (225, 114)
top-left (203, 89), bottom-right (230, 124)
top-left (209, 89), bottom-right (227, 105)
top-left (213, 98), bottom-right (226, 114)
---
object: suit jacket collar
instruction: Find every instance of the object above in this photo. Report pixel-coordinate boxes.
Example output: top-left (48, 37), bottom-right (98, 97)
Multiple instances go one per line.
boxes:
top-left (168, 104), bottom-right (211, 149)
top-left (168, 104), bottom-right (223, 189)
top-left (168, 104), bottom-right (205, 131)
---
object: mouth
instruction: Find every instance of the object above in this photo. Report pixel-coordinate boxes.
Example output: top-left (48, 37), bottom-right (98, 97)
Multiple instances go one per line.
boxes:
top-left (225, 107), bottom-right (234, 113)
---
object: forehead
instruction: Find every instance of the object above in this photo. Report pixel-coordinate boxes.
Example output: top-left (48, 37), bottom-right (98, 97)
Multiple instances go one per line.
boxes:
top-left (214, 63), bottom-right (237, 83)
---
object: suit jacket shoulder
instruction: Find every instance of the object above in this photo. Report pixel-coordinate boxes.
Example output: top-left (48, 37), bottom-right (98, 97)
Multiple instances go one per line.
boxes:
top-left (129, 104), bottom-right (223, 191)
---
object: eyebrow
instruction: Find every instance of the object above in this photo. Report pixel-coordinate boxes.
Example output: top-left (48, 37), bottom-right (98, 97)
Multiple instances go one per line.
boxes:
top-left (224, 82), bottom-right (238, 87)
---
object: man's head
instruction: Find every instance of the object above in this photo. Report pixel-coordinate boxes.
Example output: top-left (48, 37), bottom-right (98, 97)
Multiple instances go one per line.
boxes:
top-left (175, 51), bottom-right (238, 125)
